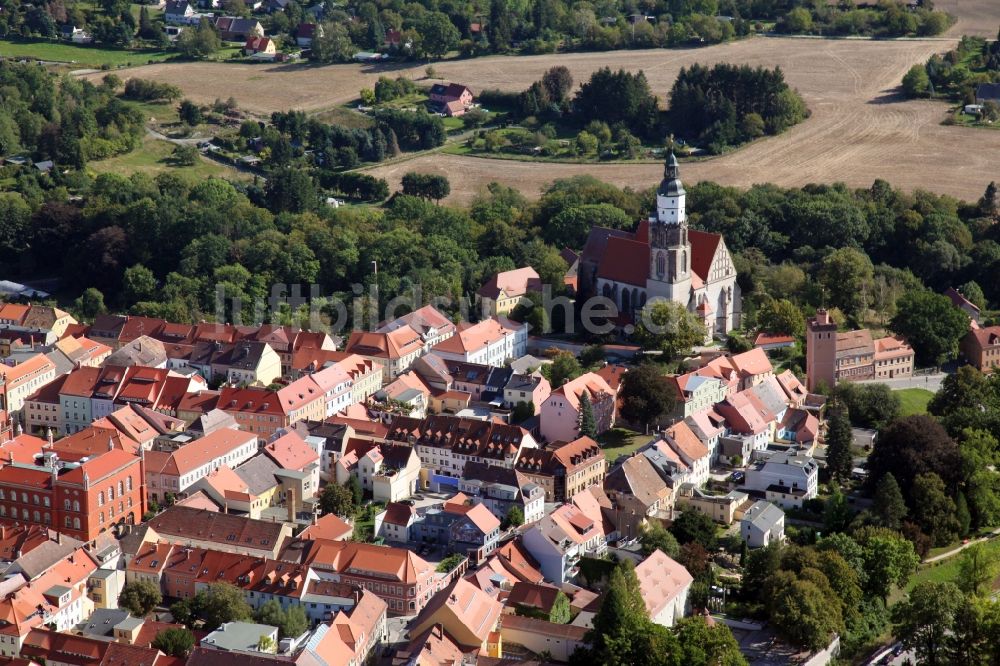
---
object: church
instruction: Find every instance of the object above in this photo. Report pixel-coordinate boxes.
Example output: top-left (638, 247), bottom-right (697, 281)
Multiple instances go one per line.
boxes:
top-left (577, 151), bottom-right (741, 341)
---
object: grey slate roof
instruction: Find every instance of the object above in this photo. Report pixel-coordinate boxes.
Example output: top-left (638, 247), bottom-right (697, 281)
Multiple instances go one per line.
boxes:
top-left (235, 454), bottom-right (282, 495)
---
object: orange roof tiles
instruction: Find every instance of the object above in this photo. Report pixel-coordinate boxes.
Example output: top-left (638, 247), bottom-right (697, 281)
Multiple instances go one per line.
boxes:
top-left (146, 428), bottom-right (255, 477)
top-left (304, 539), bottom-right (433, 585)
top-left (476, 267), bottom-right (540, 300)
top-left (634, 549), bottom-right (693, 620)
top-left (263, 431), bottom-right (318, 472)
top-left (298, 513), bottom-right (353, 541)
top-left (551, 372), bottom-right (614, 412)
top-left (345, 326), bottom-right (423, 360)
top-left (431, 319), bottom-right (510, 356)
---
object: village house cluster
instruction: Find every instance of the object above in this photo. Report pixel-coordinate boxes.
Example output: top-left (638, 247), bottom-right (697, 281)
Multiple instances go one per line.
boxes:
top-left (0, 155), bottom-right (955, 666)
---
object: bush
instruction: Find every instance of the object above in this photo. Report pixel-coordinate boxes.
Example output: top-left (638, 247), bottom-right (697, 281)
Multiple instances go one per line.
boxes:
top-left (122, 78), bottom-right (182, 102)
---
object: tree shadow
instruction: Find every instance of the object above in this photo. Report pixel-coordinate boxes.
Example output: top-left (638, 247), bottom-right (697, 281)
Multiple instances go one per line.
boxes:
top-left (868, 88), bottom-right (909, 105)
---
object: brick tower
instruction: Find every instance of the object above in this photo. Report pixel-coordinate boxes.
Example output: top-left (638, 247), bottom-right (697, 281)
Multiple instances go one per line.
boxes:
top-left (806, 309), bottom-right (838, 392)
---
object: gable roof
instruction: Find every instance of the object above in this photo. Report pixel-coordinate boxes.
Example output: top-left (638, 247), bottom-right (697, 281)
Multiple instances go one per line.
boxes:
top-left (147, 506), bottom-right (286, 550)
top-left (477, 267), bottom-right (540, 300)
top-left (263, 431), bottom-right (318, 471)
top-left (687, 229), bottom-right (723, 281)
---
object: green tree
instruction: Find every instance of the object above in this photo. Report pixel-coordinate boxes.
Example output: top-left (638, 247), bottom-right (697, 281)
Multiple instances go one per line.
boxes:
top-left (912, 472), bottom-right (961, 546)
top-left (417, 12), bottom-right (459, 58)
top-left (176, 18), bottom-right (220, 58)
top-left (833, 383), bottom-right (901, 430)
top-left (172, 144), bottom-right (199, 167)
top-left (669, 510), bottom-right (717, 549)
top-left (890, 290), bottom-right (970, 367)
top-left (347, 476), bottom-right (363, 506)
top-left (674, 615), bottom-right (747, 666)
top-left (280, 604), bottom-right (308, 638)
top-left (266, 168), bottom-right (317, 213)
top-left (756, 298), bottom-right (805, 337)
top-left (151, 628), bottom-right (195, 657)
top-left (584, 560), bottom-right (656, 665)
top-left (957, 542), bottom-right (1000, 597)
top-left (319, 483), bottom-right (355, 517)
top-left (543, 351), bottom-right (582, 388)
top-left (200, 582), bottom-right (253, 630)
top-left (255, 599), bottom-right (285, 627)
top-left (311, 22), bottom-right (354, 63)
top-left (123, 264), bottom-right (157, 304)
top-left (635, 300), bottom-right (705, 356)
top-left (578, 392), bottom-right (598, 438)
top-left (619, 363), bottom-right (675, 433)
top-left (119, 579), bottom-right (163, 617)
top-left (825, 402), bottom-right (853, 483)
top-left (853, 526), bottom-right (920, 600)
top-left (74, 287), bottom-right (107, 320)
top-left (771, 576), bottom-right (843, 651)
top-left (504, 505), bottom-right (524, 528)
top-left (0, 192), bottom-right (32, 255)
top-left (892, 581), bottom-right (964, 666)
top-left (872, 473), bottom-right (907, 530)
top-left (819, 247), bottom-right (875, 319)
top-left (902, 64), bottom-right (931, 97)
top-left (550, 591), bottom-right (571, 624)
top-left (179, 99), bottom-right (203, 126)
top-left (956, 491), bottom-right (972, 538)
top-left (640, 521), bottom-right (680, 558)
top-left (782, 7), bottom-right (813, 32)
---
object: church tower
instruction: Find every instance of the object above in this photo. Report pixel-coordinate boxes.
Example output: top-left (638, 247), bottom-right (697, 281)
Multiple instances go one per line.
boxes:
top-left (647, 149), bottom-right (691, 300)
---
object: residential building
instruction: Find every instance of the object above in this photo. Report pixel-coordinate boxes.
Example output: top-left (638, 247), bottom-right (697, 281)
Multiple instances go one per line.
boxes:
top-left (214, 16), bottom-right (264, 41)
top-left (740, 500), bottom-right (785, 548)
top-left (945, 286), bottom-right (981, 324)
top-left (373, 502), bottom-right (417, 544)
top-left (502, 373), bottom-right (551, 415)
top-left (500, 615), bottom-right (588, 663)
top-left (676, 486), bottom-right (751, 525)
top-left (514, 436), bottom-right (605, 503)
top-left (539, 372), bottom-right (615, 443)
top-left (635, 549), bottom-right (692, 627)
top-left (0, 436), bottom-right (144, 542)
top-left (744, 450), bottom-right (819, 509)
top-left (669, 373), bottom-right (727, 419)
top-left (333, 437), bottom-right (420, 503)
top-left (218, 379), bottom-right (326, 441)
top-left (407, 496), bottom-right (501, 566)
top-left (0, 354), bottom-right (57, 416)
top-left (576, 152), bottom-right (741, 337)
top-left (376, 305), bottom-right (456, 353)
top-left (243, 36), bottom-right (276, 57)
top-left (202, 622), bottom-right (278, 654)
top-left (430, 318), bottom-right (527, 368)
top-left (384, 415), bottom-right (538, 492)
top-left (144, 506), bottom-right (293, 558)
top-left (477, 267), bottom-right (540, 316)
top-left (144, 427), bottom-right (258, 501)
top-left (24, 374), bottom-right (67, 435)
top-left (806, 309), bottom-right (914, 390)
top-left (408, 578), bottom-right (501, 657)
top-left (344, 327), bottom-right (424, 383)
top-left (302, 539), bottom-right (444, 615)
top-left (295, 589), bottom-right (386, 666)
top-left (458, 461), bottom-right (545, 525)
top-left (521, 503), bottom-right (605, 585)
top-left (294, 23), bottom-right (320, 47)
top-left (962, 326), bottom-right (1000, 372)
top-left (603, 454), bottom-right (673, 542)
top-left (428, 83), bottom-right (474, 115)
top-left (659, 421), bottom-right (710, 488)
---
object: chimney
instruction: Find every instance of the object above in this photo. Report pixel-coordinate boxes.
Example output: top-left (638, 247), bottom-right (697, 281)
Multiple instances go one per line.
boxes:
top-left (287, 486), bottom-right (297, 523)
top-left (815, 309), bottom-right (830, 325)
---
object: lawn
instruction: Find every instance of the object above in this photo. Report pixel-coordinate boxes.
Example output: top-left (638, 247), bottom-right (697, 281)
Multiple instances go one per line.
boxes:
top-left (598, 428), bottom-right (651, 464)
top-left (904, 535), bottom-right (1000, 596)
top-left (0, 38), bottom-right (174, 68)
top-left (313, 106), bottom-right (374, 129)
top-left (88, 136), bottom-right (250, 181)
top-left (895, 388), bottom-right (934, 417)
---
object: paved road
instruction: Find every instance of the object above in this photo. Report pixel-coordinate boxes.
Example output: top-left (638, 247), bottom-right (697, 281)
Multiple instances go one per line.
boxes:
top-left (856, 373), bottom-right (947, 393)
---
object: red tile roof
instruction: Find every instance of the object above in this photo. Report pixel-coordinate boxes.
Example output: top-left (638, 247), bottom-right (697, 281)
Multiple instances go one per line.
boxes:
top-left (595, 236), bottom-right (649, 287)
top-left (263, 431), bottom-right (318, 472)
top-left (687, 229), bottom-right (723, 281)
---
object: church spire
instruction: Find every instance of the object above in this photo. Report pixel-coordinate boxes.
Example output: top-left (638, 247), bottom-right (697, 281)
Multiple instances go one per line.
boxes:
top-left (658, 139), bottom-right (684, 198)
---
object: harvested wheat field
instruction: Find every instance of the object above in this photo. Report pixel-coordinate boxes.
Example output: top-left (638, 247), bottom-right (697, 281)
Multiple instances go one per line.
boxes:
top-left (367, 37), bottom-right (1000, 205)
top-left (97, 27), bottom-right (1000, 204)
top-left (938, 0), bottom-right (1000, 37)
